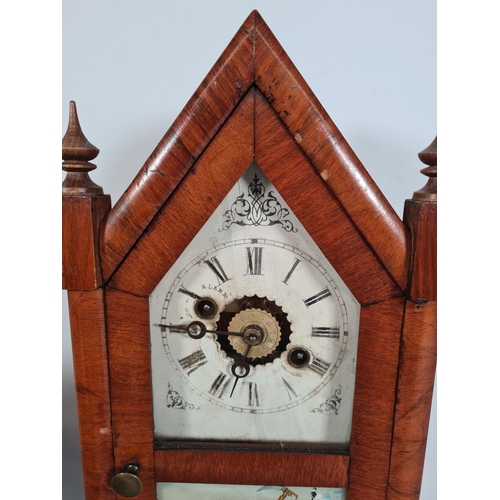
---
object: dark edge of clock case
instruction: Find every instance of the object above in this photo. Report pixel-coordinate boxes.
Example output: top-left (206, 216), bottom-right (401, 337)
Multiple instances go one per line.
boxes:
top-left (99, 12), bottom-right (255, 281)
top-left (403, 200), bottom-right (437, 303)
top-left (67, 290), bottom-right (116, 500)
top-left (154, 440), bottom-right (348, 454)
top-left (107, 88), bottom-right (255, 295)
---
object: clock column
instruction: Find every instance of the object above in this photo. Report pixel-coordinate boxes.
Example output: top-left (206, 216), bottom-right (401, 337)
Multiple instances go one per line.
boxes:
top-left (388, 137), bottom-right (437, 499)
top-left (62, 102), bottom-right (115, 500)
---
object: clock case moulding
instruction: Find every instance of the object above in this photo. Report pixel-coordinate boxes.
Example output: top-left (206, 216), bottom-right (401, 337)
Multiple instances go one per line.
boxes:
top-left (62, 10), bottom-right (436, 500)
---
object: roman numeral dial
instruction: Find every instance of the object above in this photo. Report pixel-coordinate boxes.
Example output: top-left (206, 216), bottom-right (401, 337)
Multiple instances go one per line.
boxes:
top-left (304, 288), bottom-right (332, 307)
top-left (245, 382), bottom-right (260, 407)
top-left (244, 247), bottom-right (263, 276)
top-left (312, 327), bottom-right (340, 338)
top-left (157, 238), bottom-right (354, 417)
top-left (205, 257), bottom-right (230, 284)
top-left (308, 356), bottom-right (331, 376)
top-left (282, 258), bottom-right (300, 285)
top-left (282, 378), bottom-right (299, 400)
top-left (209, 372), bottom-right (231, 399)
top-left (178, 350), bottom-right (207, 375)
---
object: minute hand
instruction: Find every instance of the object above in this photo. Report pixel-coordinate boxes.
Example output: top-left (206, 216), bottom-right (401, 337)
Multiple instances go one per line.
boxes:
top-left (166, 321), bottom-right (245, 339)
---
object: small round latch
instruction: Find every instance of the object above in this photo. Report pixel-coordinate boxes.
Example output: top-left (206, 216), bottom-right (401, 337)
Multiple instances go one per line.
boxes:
top-left (111, 464), bottom-right (143, 498)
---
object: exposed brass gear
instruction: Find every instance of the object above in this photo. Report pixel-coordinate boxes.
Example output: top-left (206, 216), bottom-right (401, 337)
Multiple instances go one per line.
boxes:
top-left (228, 308), bottom-right (282, 359)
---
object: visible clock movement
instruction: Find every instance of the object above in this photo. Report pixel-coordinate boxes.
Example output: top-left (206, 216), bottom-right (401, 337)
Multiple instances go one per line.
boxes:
top-left (62, 10), bottom-right (436, 500)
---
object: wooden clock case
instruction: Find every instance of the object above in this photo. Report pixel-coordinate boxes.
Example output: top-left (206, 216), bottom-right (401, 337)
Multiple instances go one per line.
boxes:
top-left (62, 10), bottom-right (436, 500)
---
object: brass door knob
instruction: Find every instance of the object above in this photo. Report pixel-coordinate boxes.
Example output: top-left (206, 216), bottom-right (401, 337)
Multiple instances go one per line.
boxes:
top-left (111, 464), bottom-right (143, 498)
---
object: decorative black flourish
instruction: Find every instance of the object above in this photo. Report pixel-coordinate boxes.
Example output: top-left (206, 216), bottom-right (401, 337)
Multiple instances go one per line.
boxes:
top-left (311, 386), bottom-right (342, 415)
top-left (220, 173), bottom-right (298, 232)
top-left (166, 383), bottom-right (199, 410)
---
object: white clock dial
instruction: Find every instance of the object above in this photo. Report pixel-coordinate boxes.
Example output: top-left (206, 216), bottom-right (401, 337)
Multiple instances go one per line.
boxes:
top-left (149, 164), bottom-right (360, 447)
top-left (160, 239), bottom-right (348, 414)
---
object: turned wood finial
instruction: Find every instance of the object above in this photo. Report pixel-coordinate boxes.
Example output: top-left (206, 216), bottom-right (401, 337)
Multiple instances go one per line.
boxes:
top-left (412, 136), bottom-right (437, 202)
top-left (62, 101), bottom-right (104, 195)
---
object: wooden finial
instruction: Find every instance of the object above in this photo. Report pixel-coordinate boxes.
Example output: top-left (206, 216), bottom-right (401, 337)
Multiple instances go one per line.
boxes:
top-left (412, 136), bottom-right (437, 202)
top-left (62, 101), bottom-right (103, 195)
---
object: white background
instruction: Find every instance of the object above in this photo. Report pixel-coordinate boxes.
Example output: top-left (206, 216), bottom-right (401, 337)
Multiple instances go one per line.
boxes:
top-left (61, 1), bottom-right (436, 498)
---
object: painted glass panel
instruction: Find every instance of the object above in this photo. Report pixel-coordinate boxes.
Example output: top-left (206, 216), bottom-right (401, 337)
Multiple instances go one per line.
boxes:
top-left (157, 483), bottom-right (346, 500)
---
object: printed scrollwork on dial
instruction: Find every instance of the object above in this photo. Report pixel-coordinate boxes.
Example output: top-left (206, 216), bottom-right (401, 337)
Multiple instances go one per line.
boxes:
top-left (166, 383), bottom-right (199, 410)
top-left (220, 173), bottom-right (298, 233)
top-left (311, 386), bottom-right (342, 415)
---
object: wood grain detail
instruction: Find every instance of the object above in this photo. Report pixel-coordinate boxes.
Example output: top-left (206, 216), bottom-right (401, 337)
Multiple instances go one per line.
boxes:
top-left (104, 280), bottom-right (407, 495)
top-left (387, 301), bottom-right (436, 500)
top-left (154, 449), bottom-right (349, 488)
top-left (253, 11), bottom-right (409, 291)
top-left (403, 200), bottom-right (437, 301)
top-left (254, 89), bottom-right (402, 304)
top-left (67, 289), bottom-right (116, 500)
top-left (63, 194), bottom-right (111, 290)
top-left (100, 13), bottom-right (255, 281)
top-left (108, 89), bottom-right (254, 296)
top-left (100, 10), bottom-right (409, 295)
top-left (387, 194), bottom-right (437, 498)
top-left (347, 299), bottom-right (405, 499)
top-left (109, 86), bottom-right (404, 304)
top-left (105, 288), bottom-right (155, 499)
top-left (103, 85), bottom-right (409, 498)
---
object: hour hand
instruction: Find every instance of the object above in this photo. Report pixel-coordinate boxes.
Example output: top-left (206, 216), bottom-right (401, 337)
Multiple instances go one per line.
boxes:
top-left (230, 344), bottom-right (252, 397)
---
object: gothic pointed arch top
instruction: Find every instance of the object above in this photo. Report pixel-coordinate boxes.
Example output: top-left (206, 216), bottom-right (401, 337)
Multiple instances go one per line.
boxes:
top-left (100, 10), bottom-right (409, 291)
